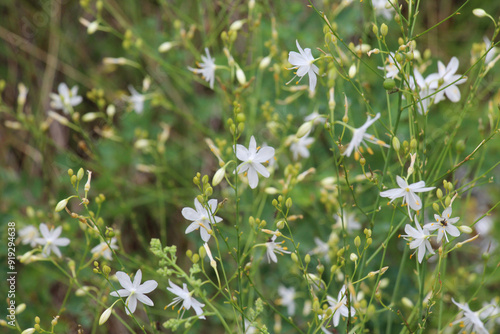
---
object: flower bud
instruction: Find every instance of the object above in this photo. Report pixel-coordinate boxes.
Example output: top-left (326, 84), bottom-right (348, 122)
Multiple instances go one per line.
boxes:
top-left (229, 19), bottom-right (246, 31)
top-left (392, 136), bottom-right (400, 151)
top-left (158, 41), bottom-right (177, 53)
top-left (236, 67), bottom-right (246, 85)
top-left (291, 252), bottom-right (299, 263)
top-left (276, 219), bottom-right (285, 229)
top-left (296, 121), bottom-right (313, 139)
top-left (256, 55), bottom-right (271, 71)
top-left (473, 8), bottom-right (487, 17)
top-left (286, 198), bottom-right (292, 209)
top-left (383, 78), bottom-right (396, 90)
top-left (380, 23), bottom-right (388, 37)
top-left (304, 254), bottom-right (311, 264)
top-left (99, 306), bottom-right (113, 325)
top-left (401, 297), bottom-right (414, 308)
top-left (77, 168), bottom-right (85, 181)
top-left (102, 265), bottom-right (111, 278)
top-left (432, 203), bottom-right (440, 212)
top-left (354, 236), bottom-right (361, 248)
top-left (348, 64), bottom-right (357, 78)
top-left (21, 329), bottom-right (36, 334)
top-left (458, 225), bottom-right (473, 234)
top-left (316, 263), bottom-right (324, 276)
top-left (350, 253), bottom-right (358, 262)
top-left (212, 168), bottom-right (225, 186)
top-left (55, 198), bottom-right (69, 212)
top-left (436, 188), bottom-right (443, 199)
top-left (16, 303), bottom-right (26, 314)
top-left (192, 254), bottom-right (200, 263)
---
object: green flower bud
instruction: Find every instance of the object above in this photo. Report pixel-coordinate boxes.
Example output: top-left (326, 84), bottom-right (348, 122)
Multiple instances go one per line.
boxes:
top-left (304, 254), bottom-right (311, 264)
top-left (68, 169), bottom-right (74, 176)
top-left (77, 168), bottom-right (85, 181)
top-left (99, 306), bottom-right (113, 325)
top-left (456, 140), bottom-right (465, 154)
top-left (354, 236), bottom-right (361, 248)
top-left (102, 265), bottom-right (111, 278)
top-left (458, 225), bottom-right (473, 234)
top-left (432, 203), bottom-right (440, 212)
top-left (380, 23), bottom-right (388, 37)
top-left (316, 263), bottom-right (324, 276)
top-left (55, 198), bottom-right (69, 212)
top-left (383, 78), bottom-right (396, 90)
top-left (286, 197), bottom-right (292, 209)
top-left (436, 188), bottom-right (443, 199)
top-left (291, 252), bottom-right (299, 263)
top-left (392, 136), bottom-right (400, 151)
top-left (192, 254), bottom-right (200, 263)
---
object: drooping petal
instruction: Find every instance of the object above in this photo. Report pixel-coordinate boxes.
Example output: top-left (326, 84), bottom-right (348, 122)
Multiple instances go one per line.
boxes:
top-left (252, 162), bottom-right (270, 178)
top-left (199, 225), bottom-right (211, 242)
top-left (136, 293), bottom-right (154, 306)
top-left (247, 167), bottom-right (259, 189)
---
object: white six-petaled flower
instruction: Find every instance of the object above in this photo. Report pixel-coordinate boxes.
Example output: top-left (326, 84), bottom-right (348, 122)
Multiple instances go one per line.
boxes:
top-left (343, 113), bottom-right (388, 158)
top-left (265, 230), bottom-right (291, 263)
top-left (424, 206), bottom-right (460, 243)
top-left (371, 0), bottom-right (395, 20)
top-left (126, 86), bottom-right (145, 114)
top-left (426, 57), bottom-right (466, 103)
top-left (322, 285), bottom-right (356, 327)
top-left (91, 237), bottom-right (119, 260)
top-left (290, 132), bottom-right (315, 160)
top-left (234, 136), bottom-right (275, 189)
top-left (378, 52), bottom-right (400, 79)
top-left (166, 280), bottom-right (206, 319)
top-left (18, 225), bottom-right (39, 247)
top-left (188, 48), bottom-right (217, 89)
top-left (380, 175), bottom-right (435, 217)
top-left (401, 216), bottom-right (435, 263)
top-left (451, 298), bottom-right (489, 334)
top-left (182, 198), bottom-right (222, 242)
top-left (287, 40), bottom-right (320, 93)
top-left (110, 269), bottom-right (158, 315)
top-left (50, 83), bottom-right (83, 114)
top-left (277, 285), bottom-right (297, 316)
top-left (34, 223), bottom-right (70, 258)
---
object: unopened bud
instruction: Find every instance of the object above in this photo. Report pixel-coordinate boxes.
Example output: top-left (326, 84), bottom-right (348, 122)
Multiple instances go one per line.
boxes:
top-left (291, 252), bottom-right (299, 263)
top-left (99, 306), bottom-right (113, 325)
top-left (383, 78), bottom-right (396, 90)
top-left (350, 253), bottom-right (358, 262)
top-left (433, 203), bottom-right (440, 212)
top-left (348, 64), bottom-right (357, 78)
top-left (436, 188), bottom-right (443, 199)
top-left (354, 236), bottom-right (361, 248)
top-left (459, 225), bottom-right (473, 234)
top-left (236, 67), bottom-right (246, 85)
top-left (77, 168), bottom-right (85, 181)
top-left (473, 8), bottom-right (487, 17)
top-left (401, 297), bottom-right (414, 308)
top-left (212, 168), bottom-right (225, 186)
top-left (296, 121), bottom-right (313, 139)
top-left (392, 136), bottom-right (400, 151)
top-left (259, 56), bottom-right (272, 70)
top-left (380, 23), bottom-right (388, 37)
top-left (55, 198), bottom-right (69, 212)
top-left (304, 254), bottom-right (311, 264)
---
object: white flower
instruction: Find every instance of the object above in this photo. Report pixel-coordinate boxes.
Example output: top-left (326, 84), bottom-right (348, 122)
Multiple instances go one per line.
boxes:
top-left (166, 280), bottom-right (205, 319)
top-left (18, 225), bottom-right (39, 247)
top-left (322, 285), bottom-right (356, 327)
top-left (451, 298), bottom-right (489, 334)
top-left (426, 57), bottom-right (467, 103)
top-left (334, 212), bottom-right (361, 232)
top-left (110, 269), bottom-right (158, 315)
top-left (372, 0), bottom-right (395, 20)
top-left (34, 223), bottom-right (70, 258)
top-left (483, 36), bottom-right (497, 64)
top-left (481, 298), bottom-right (500, 326)
top-left (91, 238), bottom-right (119, 260)
top-left (287, 40), bottom-right (320, 93)
top-left (50, 83), bottom-right (83, 114)
top-left (380, 175), bottom-right (435, 216)
top-left (290, 132), bottom-right (315, 160)
top-left (424, 206), bottom-right (460, 243)
top-left (126, 85), bottom-right (145, 114)
top-left (378, 52), bottom-right (399, 79)
top-left (234, 136), bottom-right (275, 189)
top-left (182, 198), bottom-right (222, 242)
top-left (409, 68), bottom-right (435, 115)
top-left (188, 48), bottom-right (217, 89)
top-left (401, 216), bottom-right (435, 263)
top-left (265, 230), bottom-right (291, 263)
top-left (304, 111), bottom-right (326, 124)
top-left (277, 286), bottom-right (296, 316)
top-left (343, 113), bottom-right (388, 158)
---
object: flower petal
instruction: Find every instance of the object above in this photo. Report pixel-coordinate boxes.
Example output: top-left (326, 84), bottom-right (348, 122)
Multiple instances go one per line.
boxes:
top-left (139, 280), bottom-right (158, 294)
top-left (247, 167), bottom-right (259, 189)
top-left (115, 271), bottom-right (133, 290)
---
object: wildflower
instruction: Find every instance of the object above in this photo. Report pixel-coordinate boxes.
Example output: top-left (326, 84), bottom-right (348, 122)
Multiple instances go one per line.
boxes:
top-left (91, 238), bottom-right (119, 260)
top-left (234, 136), bottom-right (275, 189)
top-left (424, 206), bottom-right (460, 243)
top-left (125, 86), bottom-right (145, 114)
top-left (343, 113), bottom-right (389, 158)
top-left (483, 36), bottom-right (498, 64)
top-left (18, 225), bottom-right (39, 247)
top-left (290, 132), bottom-right (315, 160)
top-left (426, 57), bottom-right (467, 103)
top-left (371, 0), bottom-right (395, 20)
top-left (110, 269), bottom-right (158, 315)
top-left (265, 230), bottom-right (291, 263)
top-left (409, 68), bottom-right (435, 115)
top-left (334, 212), bottom-right (361, 232)
top-left (322, 285), bottom-right (356, 327)
top-left (34, 223), bottom-right (70, 258)
top-left (304, 111), bottom-right (326, 125)
top-left (166, 280), bottom-right (205, 319)
top-left (481, 298), bottom-right (500, 326)
top-left (188, 48), bottom-right (217, 89)
top-left (378, 52), bottom-right (399, 79)
top-left (451, 298), bottom-right (488, 334)
top-left (401, 216), bottom-right (435, 263)
top-left (182, 198), bottom-right (222, 242)
top-left (50, 83), bottom-right (82, 114)
top-left (380, 175), bottom-right (435, 217)
top-left (287, 40), bottom-right (320, 93)
top-left (277, 286), bottom-right (296, 316)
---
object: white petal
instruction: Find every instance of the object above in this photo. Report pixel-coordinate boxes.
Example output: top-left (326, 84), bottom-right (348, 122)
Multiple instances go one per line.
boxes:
top-left (126, 295), bottom-right (137, 314)
top-left (111, 289), bottom-right (131, 297)
top-left (51, 245), bottom-right (62, 257)
top-left (406, 192), bottom-right (422, 210)
top-left (133, 269), bottom-right (142, 288)
top-left (39, 223), bottom-right (50, 238)
top-left (139, 280), bottom-right (158, 294)
top-left (247, 167), bottom-right (259, 189)
top-left (308, 70), bottom-right (317, 92)
top-left (53, 237), bottom-right (70, 246)
top-left (115, 271), bottom-right (133, 290)
top-left (235, 144), bottom-right (250, 160)
top-left (182, 207), bottom-right (200, 221)
top-left (446, 224), bottom-right (460, 237)
top-left (185, 221), bottom-right (200, 234)
top-left (252, 162), bottom-right (270, 178)
top-left (396, 176), bottom-right (408, 189)
top-left (249, 136), bottom-right (257, 153)
top-left (253, 147), bottom-right (275, 163)
top-left (445, 85), bottom-right (461, 102)
top-left (200, 226), bottom-right (211, 242)
top-left (136, 293), bottom-right (154, 306)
